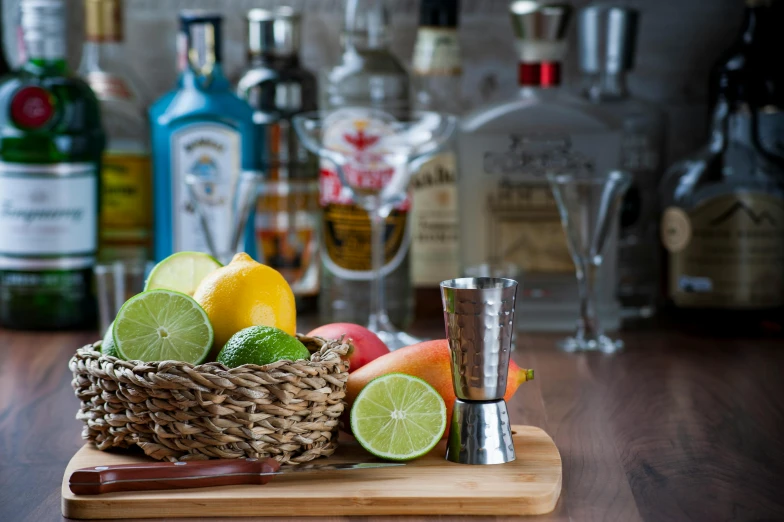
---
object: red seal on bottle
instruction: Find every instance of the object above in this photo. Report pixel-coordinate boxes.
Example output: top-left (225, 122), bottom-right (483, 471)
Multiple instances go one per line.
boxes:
top-left (10, 86), bottom-right (55, 128)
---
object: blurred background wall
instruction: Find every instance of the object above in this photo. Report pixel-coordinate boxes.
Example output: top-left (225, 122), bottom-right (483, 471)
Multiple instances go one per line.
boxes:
top-left (1, 0), bottom-right (743, 166)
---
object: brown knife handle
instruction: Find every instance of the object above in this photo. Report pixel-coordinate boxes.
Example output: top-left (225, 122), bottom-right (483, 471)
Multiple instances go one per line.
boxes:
top-left (69, 458), bottom-right (281, 495)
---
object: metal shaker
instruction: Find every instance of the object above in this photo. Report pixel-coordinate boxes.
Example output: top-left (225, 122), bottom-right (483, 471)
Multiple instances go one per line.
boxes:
top-left (440, 277), bottom-right (518, 465)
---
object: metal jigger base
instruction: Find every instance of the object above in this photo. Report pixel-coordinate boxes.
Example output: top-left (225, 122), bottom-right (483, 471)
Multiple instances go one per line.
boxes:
top-left (445, 399), bottom-right (516, 465)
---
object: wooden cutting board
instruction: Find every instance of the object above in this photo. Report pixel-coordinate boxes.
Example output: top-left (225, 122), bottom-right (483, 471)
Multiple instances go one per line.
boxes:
top-left (62, 425), bottom-right (561, 518)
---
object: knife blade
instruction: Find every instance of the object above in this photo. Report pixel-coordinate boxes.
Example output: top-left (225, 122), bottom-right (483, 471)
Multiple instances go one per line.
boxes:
top-left (69, 457), bottom-right (404, 495)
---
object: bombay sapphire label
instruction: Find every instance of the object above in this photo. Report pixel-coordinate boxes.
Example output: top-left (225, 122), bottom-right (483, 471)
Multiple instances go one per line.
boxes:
top-left (459, 132), bottom-right (621, 275)
top-left (0, 162), bottom-right (97, 268)
top-left (170, 124), bottom-right (241, 253)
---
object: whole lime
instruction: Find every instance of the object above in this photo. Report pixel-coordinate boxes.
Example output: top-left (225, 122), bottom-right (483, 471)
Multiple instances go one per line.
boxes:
top-left (101, 321), bottom-right (121, 359)
top-left (217, 326), bottom-right (310, 368)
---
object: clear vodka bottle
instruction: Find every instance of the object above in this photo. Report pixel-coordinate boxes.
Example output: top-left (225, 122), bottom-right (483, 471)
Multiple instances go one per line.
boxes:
top-left (458, 1), bottom-right (623, 332)
top-left (318, 0), bottom-right (413, 327)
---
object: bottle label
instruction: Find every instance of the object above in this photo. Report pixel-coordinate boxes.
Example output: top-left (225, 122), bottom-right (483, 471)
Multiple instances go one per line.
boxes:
top-left (0, 162), bottom-right (97, 268)
top-left (255, 121), bottom-right (320, 296)
top-left (318, 109), bottom-right (410, 280)
top-left (170, 124), bottom-right (241, 253)
top-left (410, 151), bottom-right (459, 285)
top-left (85, 72), bottom-right (134, 102)
top-left (459, 132), bottom-right (622, 277)
top-left (101, 152), bottom-right (152, 240)
top-left (662, 193), bottom-right (784, 308)
top-left (413, 28), bottom-right (462, 76)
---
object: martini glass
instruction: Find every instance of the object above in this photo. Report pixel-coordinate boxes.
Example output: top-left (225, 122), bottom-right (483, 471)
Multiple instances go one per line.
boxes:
top-left (293, 109), bottom-right (457, 350)
top-left (185, 169), bottom-right (263, 265)
top-left (547, 170), bottom-right (631, 353)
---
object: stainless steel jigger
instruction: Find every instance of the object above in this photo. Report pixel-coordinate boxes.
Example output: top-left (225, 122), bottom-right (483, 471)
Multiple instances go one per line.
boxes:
top-left (440, 277), bottom-right (518, 465)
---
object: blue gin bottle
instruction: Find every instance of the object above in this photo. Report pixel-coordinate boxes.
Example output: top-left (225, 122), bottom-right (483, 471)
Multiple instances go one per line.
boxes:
top-left (150, 11), bottom-right (259, 260)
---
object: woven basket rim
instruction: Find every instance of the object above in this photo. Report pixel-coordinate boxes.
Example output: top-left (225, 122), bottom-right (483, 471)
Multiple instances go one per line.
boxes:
top-left (82, 333), bottom-right (350, 374)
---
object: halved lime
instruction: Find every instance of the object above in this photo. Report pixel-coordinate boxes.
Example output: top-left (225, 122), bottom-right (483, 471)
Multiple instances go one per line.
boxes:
top-left (113, 290), bottom-right (213, 364)
top-left (144, 252), bottom-right (222, 296)
top-left (101, 320), bottom-right (121, 359)
top-left (350, 373), bottom-right (447, 461)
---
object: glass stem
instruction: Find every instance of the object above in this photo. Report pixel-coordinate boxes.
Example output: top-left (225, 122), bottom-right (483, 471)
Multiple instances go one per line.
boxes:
top-left (576, 260), bottom-right (601, 341)
top-left (367, 204), bottom-right (391, 332)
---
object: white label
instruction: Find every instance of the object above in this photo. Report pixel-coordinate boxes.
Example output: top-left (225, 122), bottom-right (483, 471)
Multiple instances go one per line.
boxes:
top-left (171, 124), bottom-right (241, 253)
top-left (413, 28), bottom-right (462, 76)
top-left (458, 132), bottom-right (622, 274)
top-left (0, 163), bottom-right (96, 259)
top-left (411, 152), bottom-right (459, 285)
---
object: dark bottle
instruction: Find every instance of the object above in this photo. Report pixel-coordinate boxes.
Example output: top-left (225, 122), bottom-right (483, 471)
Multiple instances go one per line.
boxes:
top-left (660, 0), bottom-right (784, 335)
top-left (0, 5), bottom-right (11, 77)
top-left (236, 8), bottom-right (319, 312)
top-left (0, 0), bottom-right (105, 330)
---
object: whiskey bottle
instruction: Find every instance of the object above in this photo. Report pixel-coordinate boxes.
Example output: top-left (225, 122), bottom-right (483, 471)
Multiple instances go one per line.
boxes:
top-left (458, 1), bottom-right (623, 332)
top-left (0, 0), bottom-right (105, 329)
top-left (78, 0), bottom-right (152, 263)
top-left (577, 5), bottom-right (666, 321)
top-left (237, 8), bottom-right (320, 311)
top-left (411, 0), bottom-right (461, 318)
top-left (660, 0), bottom-right (784, 334)
top-left (318, 0), bottom-right (413, 327)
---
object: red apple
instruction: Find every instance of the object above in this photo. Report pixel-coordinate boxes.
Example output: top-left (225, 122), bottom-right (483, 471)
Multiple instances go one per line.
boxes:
top-left (306, 323), bottom-right (390, 372)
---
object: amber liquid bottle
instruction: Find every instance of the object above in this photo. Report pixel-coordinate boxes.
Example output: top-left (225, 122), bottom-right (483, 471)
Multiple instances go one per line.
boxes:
top-left (659, 0), bottom-right (784, 335)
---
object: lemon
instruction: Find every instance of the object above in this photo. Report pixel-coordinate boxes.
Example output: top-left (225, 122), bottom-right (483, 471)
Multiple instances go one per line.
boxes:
top-left (193, 253), bottom-right (297, 353)
top-left (217, 326), bottom-right (310, 368)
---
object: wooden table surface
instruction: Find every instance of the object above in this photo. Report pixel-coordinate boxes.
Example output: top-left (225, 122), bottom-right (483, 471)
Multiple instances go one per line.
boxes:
top-left (2, 321), bottom-right (784, 522)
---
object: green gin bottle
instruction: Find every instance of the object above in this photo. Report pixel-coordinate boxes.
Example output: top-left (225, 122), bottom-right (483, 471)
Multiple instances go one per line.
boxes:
top-left (0, 0), bottom-right (105, 330)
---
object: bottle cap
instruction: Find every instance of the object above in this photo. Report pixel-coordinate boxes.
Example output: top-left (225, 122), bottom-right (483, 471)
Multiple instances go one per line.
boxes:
top-left (509, 1), bottom-right (571, 62)
top-left (84, 0), bottom-right (123, 42)
top-left (577, 4), bottom-right (638, 74)
top-left (247, 7), bottom-right (302, 57)
top-left (178, 10), bottom-right (223, 74)
top-left (21, 0), bottom-right (65, 60)
top-left (419, 0), bottom-right (459, 28)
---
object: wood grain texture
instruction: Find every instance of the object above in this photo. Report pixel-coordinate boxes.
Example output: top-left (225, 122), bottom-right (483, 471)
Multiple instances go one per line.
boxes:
top-left (61, 426), bottom-right (561, 518)
top-left (2, 323), bottom-right (784, 521)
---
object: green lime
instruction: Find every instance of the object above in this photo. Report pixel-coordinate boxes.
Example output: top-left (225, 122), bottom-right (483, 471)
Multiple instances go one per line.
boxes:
top-left (350, 373), bottom-right (447, 462)
top-left (113, 290), bottom-right (213, 364)
top-left (101, 321), bottom-right (121, 359)
top-left (144, 251), bottom-right (222, 296)
top-left (217, 326), bottom-right (310, 368)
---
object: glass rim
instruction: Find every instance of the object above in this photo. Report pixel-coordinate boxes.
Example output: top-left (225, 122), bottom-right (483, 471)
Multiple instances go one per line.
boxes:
top-left (292, 109), bottom-right (458, 125)
top-left (440, 277), bottom-right (519, 290)
top-left (546, 170), bottom-right (631, 185)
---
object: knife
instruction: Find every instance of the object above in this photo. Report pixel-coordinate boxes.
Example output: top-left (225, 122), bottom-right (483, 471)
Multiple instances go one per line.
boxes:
top-left (69, 457), bottom-right (404, 495)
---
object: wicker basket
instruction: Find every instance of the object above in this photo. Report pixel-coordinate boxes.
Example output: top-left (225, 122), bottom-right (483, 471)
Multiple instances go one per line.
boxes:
top-left (69, 335), bottom-right (350, 464)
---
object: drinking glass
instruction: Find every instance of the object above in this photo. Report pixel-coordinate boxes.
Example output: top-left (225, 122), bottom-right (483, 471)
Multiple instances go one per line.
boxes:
top-left (547, 170), bottom-right (631, 353)
top-left (185, 169), bottom-right (264, 265)
top-left (293, 109), bottom-right (457, 350)
top-left (95, 260), bottom-right (154, 333)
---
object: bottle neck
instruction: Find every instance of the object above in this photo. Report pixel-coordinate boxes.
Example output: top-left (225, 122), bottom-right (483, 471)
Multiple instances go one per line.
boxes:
top-left (177, 22), bottom-right (225, 86)
top-left (22, 2), bottom-right (67, 68)
top-left (249, 52), bottom-right (300, 69)
top-left (582, 71), bottom-right (629, 101)
top-left (518, 62), bottom-right (562, 88)
top-left (342, 0), bottom-right (391, 51)
top-left (79, 40), bottom-right (124, 75)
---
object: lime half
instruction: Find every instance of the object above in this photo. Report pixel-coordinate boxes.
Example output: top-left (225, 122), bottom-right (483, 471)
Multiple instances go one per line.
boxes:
top-left (144, 251), bottom-right (222, 296)
top-left (350, 373), bottom-right (447, 461)
top-left (113, 290), bottom-right (213, 364)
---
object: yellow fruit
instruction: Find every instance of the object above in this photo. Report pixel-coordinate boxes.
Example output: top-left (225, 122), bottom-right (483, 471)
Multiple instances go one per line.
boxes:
top-left (193, 253), bottom-right (296, 354)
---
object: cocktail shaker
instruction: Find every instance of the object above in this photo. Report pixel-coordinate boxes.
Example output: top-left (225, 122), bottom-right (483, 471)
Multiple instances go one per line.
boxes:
top-left (440, 277), bottom-right (518, 465)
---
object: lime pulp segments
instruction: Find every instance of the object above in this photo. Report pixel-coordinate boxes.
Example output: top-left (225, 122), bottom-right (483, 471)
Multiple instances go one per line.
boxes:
top-left (144, 251), bottom-right (222, 296)
top-left (113, 289), bottom-right (214, 364)
top-left (350, 373), bottom-right (447, 461)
